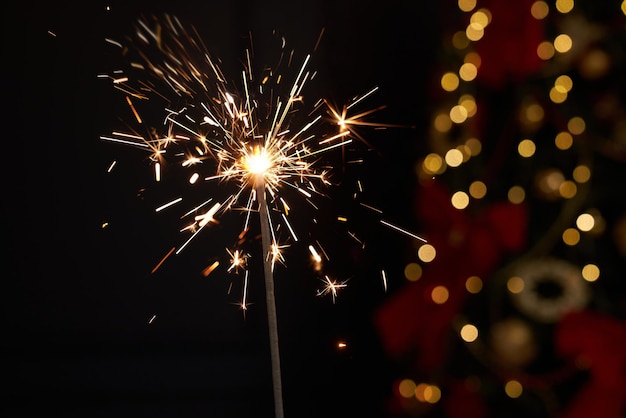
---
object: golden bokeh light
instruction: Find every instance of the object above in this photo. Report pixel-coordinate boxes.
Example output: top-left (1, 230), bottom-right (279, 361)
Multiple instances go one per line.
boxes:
top-left (452, 30), bottom-right (471, 49)
top-left (559, 180), bottom-right (577, 198)
top-left (531, 1), bottom-right (550, 19)
top-left (525, 103), bottom-right (545, 123)
top-left (415, 383), bottom-right (442, 403)
top-left (404, 262), bottom-right (423, 282)
top-left (562, 227), bottom-right (580, 245)
top-left (434, 112), bottom-right (453, 133)
top-left (459, 62), bottom-right (478, 81)
top-left (518, 139), bottom-right (536, 157)
top-left (568, 116), bottom-right (586, 135)
top-left (555, 74), bottom-right (573, 92)
top-left (505, 380), bottom-right (523, 398)
top-left (507, 276), bottom-right (525, 294)
top-left (432, 285), bottom-right (449, 304)
top-left (535, 168), bottom-right (565, 200)
top-left (469, 180), bottom-right (487, 199)
top-left (445, 148), bottom-right (465, 167)
top-left (555, 0), bottom-right (574, 13)
top-left (573, 165), bottom-right (591, 183)
top-left (466, 275), bottom-right (483, 293)
top-left (582, 264), bottom-right (600, 282)
top-left (550, 86), bottom-right (568, 103)
top-left (423, 385), bottom-right (442, 404)
top-left (537, 41), bottom-right (556, 60)
top-left (470, 10), bottom-right (491, 28)
top-left (458, 0), bottom-right (477, 12)
top-left (464, 51), bottom-right (482, 68)
top-left (415, 383), bottom-right (429, 402)
top-left (477, 8), bottom-right (492, 23)
top-left (423, 153), bottom-right (445, 175)
top-left (576, 213), bottom-right (595, 232)
top-left (452, 191), bottom-right (470, 209)
top-left (466, 22), bottom-right (485, 41)
top-left (398, 379), bottom-right (417, 398)
top-left (459, 94), bottom-right (477, 117)
top-left (555, 131), bottom-right (574, 150)
top-left (450, 105), bottom-right (469, 123)
top-left (554, 34), bottom-right (573, 53)
top-left (418, 244), bottom-right (437, 263)
top-left (465, 137), bottom-right (482, 156)
top-left (441, 72), bottom-right (460, 92)
top-left (460, 323), bottom-right (479, 342)
top-left (508, 185), bottom-right (526, 204)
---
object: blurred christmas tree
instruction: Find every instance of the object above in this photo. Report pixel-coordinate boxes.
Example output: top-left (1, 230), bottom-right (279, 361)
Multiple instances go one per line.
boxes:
top-left (374, 1), bottom-right (626, 417)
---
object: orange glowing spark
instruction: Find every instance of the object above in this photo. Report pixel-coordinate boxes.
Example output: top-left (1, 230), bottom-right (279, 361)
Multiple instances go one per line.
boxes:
top-left (151, 247), bottom-right (176, 274)
top-left (227, 248), bottom-right (248, 272)
top-left (317, 275), bottom-right (348, 303)
top-left (201, 260), bottom-right (220, 277)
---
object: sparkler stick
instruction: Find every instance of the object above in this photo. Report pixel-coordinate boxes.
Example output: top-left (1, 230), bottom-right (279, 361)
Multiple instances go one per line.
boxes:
top-left (256, 180), bottom-right (284, 418)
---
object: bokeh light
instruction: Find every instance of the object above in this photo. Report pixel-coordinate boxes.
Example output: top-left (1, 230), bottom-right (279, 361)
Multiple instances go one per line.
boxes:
top-left (505, 380), bottom-right (523, 398)
top-left (404, 262), bottom-right (423, 282)
top-left (531, 1), bottom-right (550, 19)
top-left (507, 276), bottom-right (525, 294)
top-left (562, 227), bottom-right (580, 245)
top-left (418, 244), bottom-right (437, 262)
top-left (466, 275), bottom-right (483, 293)
top-left (508, 186), bottom-right (526, 204)
top-left (460, 323), bottom-right (479, 342)
top-left (582, 264), bottom-right (600, 282)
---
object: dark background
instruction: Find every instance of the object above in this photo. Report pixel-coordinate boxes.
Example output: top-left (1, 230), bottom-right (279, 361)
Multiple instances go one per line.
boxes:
top-left (5, 1), bottom-right (626, 418)
top-left (5, 1), bottom-right (439, 417)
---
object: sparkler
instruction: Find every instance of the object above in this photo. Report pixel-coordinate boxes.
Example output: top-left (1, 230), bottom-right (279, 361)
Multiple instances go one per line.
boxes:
top-left (99, 13), bottom-right (425, 418)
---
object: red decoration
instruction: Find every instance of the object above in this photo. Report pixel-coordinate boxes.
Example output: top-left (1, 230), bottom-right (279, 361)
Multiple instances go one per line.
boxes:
top-left (374, 179), bottom-right (528, 373)
top-left (444, 379), bottom-right (488, 418)
top-left (474, 0), bottom-right (545, 89)
top-left (555, 310), bottom-right (626, 418)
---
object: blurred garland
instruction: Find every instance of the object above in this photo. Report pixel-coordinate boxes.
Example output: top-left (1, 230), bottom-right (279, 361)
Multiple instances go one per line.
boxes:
top-left (376, 1), bottom-right (626, 417)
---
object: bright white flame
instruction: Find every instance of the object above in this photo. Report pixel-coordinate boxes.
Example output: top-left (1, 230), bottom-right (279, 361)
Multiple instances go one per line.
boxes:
top-left (243, 147), bottom-right (272, 175)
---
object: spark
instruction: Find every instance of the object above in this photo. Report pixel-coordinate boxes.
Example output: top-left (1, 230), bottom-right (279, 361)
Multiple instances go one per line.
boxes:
top-left (151, 247), bottom-right (175, 274)
top-left (317, 275), bottom-right (348, 303)
top-left (239, 270), bottom-right (250, 313)
top-left (227, 248), bottom-right (248, 272)
top-left (381, 269), bottom-right (388, 292)
top-left (308, 244), bottom-right (322, 263)
top-left (155, 197), bottom-right (183, 212)
top-left (380, 219), bottom-right (427, 242)
top-left (201, 260), bottom-right (220, 277)
top-left (101, 14), bottom-right (423, 307)
top-left (270, 241), bottom-right (289, 271)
